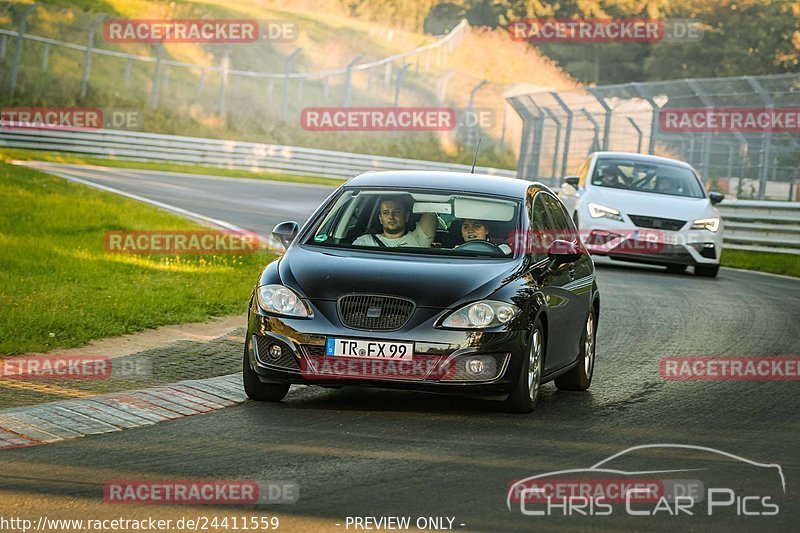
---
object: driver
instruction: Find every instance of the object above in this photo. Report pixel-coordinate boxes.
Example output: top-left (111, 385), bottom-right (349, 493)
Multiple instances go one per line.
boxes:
top-left (352, 197), bottom-right (436, 248)
top-left (461, 219), bottom-right (512, 254)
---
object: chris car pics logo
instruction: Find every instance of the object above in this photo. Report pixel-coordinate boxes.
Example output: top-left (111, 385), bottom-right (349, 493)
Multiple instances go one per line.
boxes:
top-left (508, 444), bottom-right (784, 518)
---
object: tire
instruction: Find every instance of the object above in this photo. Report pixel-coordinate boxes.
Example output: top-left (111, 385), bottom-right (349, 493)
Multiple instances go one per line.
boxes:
top-left (502, 318), bottom-right (544, 414)
top-left (694, 264), bottom-right (719, 278)
top-left (555, 307), bottom-right (596, 391)
top-left (666, 264), bottom-right (687, 274)
top-left (243, 338), bottom-right (290, 402)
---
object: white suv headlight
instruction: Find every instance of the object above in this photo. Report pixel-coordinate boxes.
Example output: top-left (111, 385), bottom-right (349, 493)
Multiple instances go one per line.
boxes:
top-left (256, 284), bottom-right (312, 317)
top-left (587, 202), bottom-right (623, 221)
top-left (691, 217), bottom-right (720, 232)
top-left (441, 300), bottom-right (520, 329)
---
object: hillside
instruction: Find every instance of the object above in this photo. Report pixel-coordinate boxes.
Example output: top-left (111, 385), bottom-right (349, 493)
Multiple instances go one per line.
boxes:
top-left (0, 0), bottom-right (577, 167)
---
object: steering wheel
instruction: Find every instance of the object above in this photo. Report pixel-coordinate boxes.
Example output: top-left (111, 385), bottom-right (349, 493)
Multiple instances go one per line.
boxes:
top-left (455, 240), bottom-right (502, 253)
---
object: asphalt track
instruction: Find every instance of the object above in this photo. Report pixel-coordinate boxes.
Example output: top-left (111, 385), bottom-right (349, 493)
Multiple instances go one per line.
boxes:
top-left (2, 162), bottom-right (799, 532)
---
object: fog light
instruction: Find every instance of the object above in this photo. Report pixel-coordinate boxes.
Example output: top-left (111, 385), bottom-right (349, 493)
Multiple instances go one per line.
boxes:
top-left (268, 343), bottom-right (283, 360)
top-left (466, 359), bottom-right (486, 376)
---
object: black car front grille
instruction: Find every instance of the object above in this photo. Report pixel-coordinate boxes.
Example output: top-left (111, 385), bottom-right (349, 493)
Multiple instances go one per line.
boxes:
top-left (628, 215), bottom-right (686, 231)
top-left (337, 294), bottom-right (415, 331)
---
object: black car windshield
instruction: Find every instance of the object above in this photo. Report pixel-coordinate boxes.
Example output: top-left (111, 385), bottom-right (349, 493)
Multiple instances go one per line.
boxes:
top-left (305, 189), bottom-right (522, 258)
top-left (591, 159), bottom-right (705, 198)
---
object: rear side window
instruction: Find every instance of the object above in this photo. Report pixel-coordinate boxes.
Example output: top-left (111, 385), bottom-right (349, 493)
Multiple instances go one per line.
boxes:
top-left (529, 194), bottom-right (552, 261)
top-left (543, 194), bottom-right (577, 242)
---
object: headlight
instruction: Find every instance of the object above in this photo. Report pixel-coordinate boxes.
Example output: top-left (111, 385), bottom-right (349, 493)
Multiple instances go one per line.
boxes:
top-left (256, 284), bottom-right (311, 317)
top-left (691, 217), bottom-right (720, 232)
top-left (587, 202), bottom-right (623, 221)
top-left (441, 300), bottom-right (521, 329)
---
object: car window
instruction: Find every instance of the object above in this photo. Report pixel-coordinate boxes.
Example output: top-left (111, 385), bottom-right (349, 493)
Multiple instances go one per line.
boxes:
top-left (543, 194), bottom-right (576, 242)
top-left (590, 158), bottom-right (705, 198)
top-left (307, 188), bottom-right (522, 259)
top-left (529, 193), bottom-right (551, 261)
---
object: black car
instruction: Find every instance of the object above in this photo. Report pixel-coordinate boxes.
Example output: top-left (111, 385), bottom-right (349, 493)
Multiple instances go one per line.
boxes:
top-left (244, 171), bottom-right (599, 413)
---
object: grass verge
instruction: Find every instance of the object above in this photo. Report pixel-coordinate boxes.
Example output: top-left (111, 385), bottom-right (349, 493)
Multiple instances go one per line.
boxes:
top-left (0, 148), bottom-right (345, 187)
top-left (0, 161), bottom-right (276, 354)
top-left (721, 249), bottom-right (800, 278)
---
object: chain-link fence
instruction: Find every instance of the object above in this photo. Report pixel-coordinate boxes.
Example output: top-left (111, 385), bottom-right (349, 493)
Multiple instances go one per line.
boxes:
top-left (509, 73), bottom-right (800, 201)
top-left (0, 4), bottom-right (468, 120)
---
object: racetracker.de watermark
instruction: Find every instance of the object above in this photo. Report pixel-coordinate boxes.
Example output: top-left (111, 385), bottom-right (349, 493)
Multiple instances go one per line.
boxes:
top-left (104, 480), bottom-right (298, 504)
top-left (0, 108), bottom-right (143, 131)
top-left (103, 19), bottom-right (298, 43)
top-left (300, 107), bottom-right (457, 131)
top-left (661, 356), bottom-right (800, 380)
top-left (508, 229), bottom-right (667, 255)
top-left (660, 108), bottom-right (800, 132)
top-left (104, 231), bottom-right (261, 255)
top-left (509, 18), bottom-right (703, 43)
top-left (0, 355), bottom-right (151, 380)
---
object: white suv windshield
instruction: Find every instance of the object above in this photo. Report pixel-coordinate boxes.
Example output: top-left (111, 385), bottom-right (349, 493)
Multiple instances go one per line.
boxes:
top-left (305, 189), bottom-right (522, 258)
top-left (592, 159), bottom-right (705, 198)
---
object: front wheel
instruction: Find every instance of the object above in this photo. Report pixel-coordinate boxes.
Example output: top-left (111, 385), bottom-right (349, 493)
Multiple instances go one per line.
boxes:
top-left (243, 338), bottom-right (290, 402)
top-left (502, 318), bottom-right (544, 413)
top-left (555, 307), bottom-right (596, 391)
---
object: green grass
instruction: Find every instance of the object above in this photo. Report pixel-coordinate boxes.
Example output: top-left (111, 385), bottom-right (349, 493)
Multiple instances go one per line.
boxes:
top-left (721, 249), bottom-right (800, 278)
top-left (0, 148), bottom-right (345, 187)
top-left (0, 161), bottom-right (277, 354)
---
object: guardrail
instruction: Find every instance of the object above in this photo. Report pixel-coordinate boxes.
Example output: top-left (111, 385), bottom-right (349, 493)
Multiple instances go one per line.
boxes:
top-left (0, 126), bottom-right (516, 179)
top-left (2, 127), bottom-right (796, 255)
top-left (718, 200), bottom-right (800, 255)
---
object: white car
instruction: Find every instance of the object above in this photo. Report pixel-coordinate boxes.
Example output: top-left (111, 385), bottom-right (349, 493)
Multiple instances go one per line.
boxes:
top-left (559, 152), bottom-right (724, 277)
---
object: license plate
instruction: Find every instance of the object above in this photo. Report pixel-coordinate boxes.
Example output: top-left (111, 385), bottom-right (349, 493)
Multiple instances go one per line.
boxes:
top-left (325, 338), bottom-right (413, 361)
top-left (633, 229), bottom-right (677, 245)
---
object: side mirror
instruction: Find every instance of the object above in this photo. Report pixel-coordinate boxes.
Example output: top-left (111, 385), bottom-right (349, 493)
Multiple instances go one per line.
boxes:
top-left (548, 239), bottom-right (582, 266)
top-left (563, 176), bottom-right (580, 189)
top-left (272, 221), bottom-right (299, 249)
top-left (709, 192), bottom-right (724, 205)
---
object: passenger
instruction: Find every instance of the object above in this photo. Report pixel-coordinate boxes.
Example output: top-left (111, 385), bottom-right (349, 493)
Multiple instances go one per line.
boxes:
top-left (352, 197), bottom-right (436, 248)
top-left (461, 219), bottom-right (512, 254)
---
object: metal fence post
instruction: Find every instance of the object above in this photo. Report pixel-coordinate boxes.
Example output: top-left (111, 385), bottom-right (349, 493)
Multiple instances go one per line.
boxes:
top-left (296, 77), bottom-right (304, 109)
top-left (0, 35), bottom-right (7, 60)
top-left (80, 14), bottom-right (107, 99)
top-left (9, 3), bottom-right (39, 97)
top-left (587, 88), bottom-right (612, 151)
top-left (632, 82), bottom-right (658, 154)
top-left (282, 48), bottom-right (301, 119)
top-left (687, 80), bottom-right (714, 185)
top-left (745, 76), bottom-right (774, 200)
top-left (41, 43), bottom-right (49, 71)
top-left (218, 49), bottom-right (230, 115)
top-left (394, 63), bottom-right (411, 106)
top-left (466, 80), bottom-right (488, 146)
top-left (550, 92), bottom-right (574, 177)
top-left (542, 108), bottom-right (562, 180)
top-left (149, 41), bottom-right (165, 110)
top-left (436, 70), bottom-right (455, 105)
top-left (343, 55), bottom-right (362, 108)
top-left (581, 108), bottom-right (601, 153)
top-left (627, 117), bottom-right (643, 153)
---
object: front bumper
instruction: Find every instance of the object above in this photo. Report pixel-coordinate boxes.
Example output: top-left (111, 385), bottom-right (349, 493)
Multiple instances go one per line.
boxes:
top-left (245, 307), bottom-right (527, 397)
top-left (580, 217), bottom-right (722, 266)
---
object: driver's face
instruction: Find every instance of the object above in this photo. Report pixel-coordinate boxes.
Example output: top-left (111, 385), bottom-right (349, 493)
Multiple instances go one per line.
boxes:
top-left (378, 200), bottom-right (408, 235)
top-left (462, 219), bottom-right (489, 242)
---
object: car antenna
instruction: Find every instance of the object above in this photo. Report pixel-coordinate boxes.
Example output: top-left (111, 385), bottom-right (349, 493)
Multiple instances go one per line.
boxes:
top-left (470, 137), bottom-right (482, 173)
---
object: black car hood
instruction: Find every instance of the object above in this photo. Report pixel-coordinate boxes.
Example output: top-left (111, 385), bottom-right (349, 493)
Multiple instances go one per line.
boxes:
top-left (278, 245), bottom-right (522, 308)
